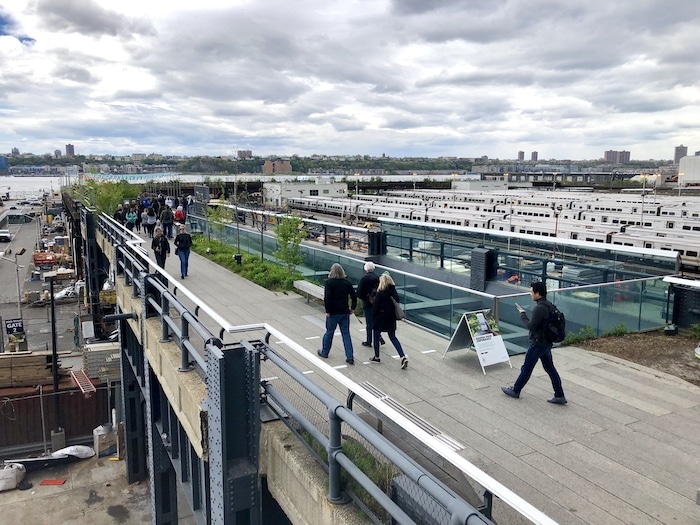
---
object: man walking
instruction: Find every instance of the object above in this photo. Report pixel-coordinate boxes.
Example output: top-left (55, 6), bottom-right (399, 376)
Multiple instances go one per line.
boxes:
top-left (151, 227), bottom-right (170, 269)
top-left (502, 281), bottom-right (567, 404)
top-left (317, 263), bottom-right (357, 365)
top-left (357, 262), bottom-right (380, 347)
top-left (160, 205), bottom-right (175, 239)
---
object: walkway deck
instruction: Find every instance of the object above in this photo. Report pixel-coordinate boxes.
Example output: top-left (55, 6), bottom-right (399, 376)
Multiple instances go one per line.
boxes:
top-left (165, 249), bottom-right (699, 524)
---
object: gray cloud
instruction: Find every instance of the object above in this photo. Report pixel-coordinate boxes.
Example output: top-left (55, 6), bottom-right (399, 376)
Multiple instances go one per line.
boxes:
top-left (2, 0), bottom-right (700, 159)
top-left (30, 0), bottom-right (154, 37)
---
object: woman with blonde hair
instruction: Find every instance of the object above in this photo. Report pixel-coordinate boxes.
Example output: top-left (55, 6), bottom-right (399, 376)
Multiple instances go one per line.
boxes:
top-left (371, 273), bottom-right (408, 369)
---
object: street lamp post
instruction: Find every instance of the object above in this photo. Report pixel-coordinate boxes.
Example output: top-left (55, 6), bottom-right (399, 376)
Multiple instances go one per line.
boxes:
top-left (1, 254), bottom-right (24, 318)
top-left (413, 172), bottom-right (417, 193)
top-left (678, 172), bottom-right (684, 197)
top-left (354, 172), bottom-right (359, 197)
top-left (552, 204), bottom-right (562, 257)
top-left (451, 173), bottom-right (457, 200)
top-left (640, 174), bottom-right (648, 226)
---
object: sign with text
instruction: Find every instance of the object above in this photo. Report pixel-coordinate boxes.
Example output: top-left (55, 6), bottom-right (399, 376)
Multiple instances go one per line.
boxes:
top-left (4, 318), bottom-right (24, 335)
top-left (444, 309), bottom-right (511, 374)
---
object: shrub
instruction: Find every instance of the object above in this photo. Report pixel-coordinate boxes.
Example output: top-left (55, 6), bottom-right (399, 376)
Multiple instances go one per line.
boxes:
top-left (603, 322), bottom-right (627, 337)
top-left (690, 323), bottom-right (700, 339)
top-left (563, 326), bottom-right (596, 345)
top-left (191, 236), bottom-right (302, 292)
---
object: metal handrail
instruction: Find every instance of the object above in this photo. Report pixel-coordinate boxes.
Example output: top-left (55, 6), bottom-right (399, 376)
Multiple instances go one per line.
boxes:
top-left (99, 213), bottom-right (557, 525)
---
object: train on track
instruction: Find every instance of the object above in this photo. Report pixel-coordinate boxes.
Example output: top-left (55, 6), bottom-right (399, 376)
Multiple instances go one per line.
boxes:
top-left (286, 190), bottom-right (700, 271)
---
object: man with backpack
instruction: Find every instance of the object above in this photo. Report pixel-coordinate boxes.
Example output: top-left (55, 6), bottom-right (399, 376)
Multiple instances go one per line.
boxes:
top-left (501, 281), bottom-right (567, 405)
top-left (160, 205), bottom-right (175, 239)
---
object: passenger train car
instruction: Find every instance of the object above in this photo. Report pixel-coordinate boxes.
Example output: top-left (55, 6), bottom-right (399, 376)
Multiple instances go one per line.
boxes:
top-left (286, 191), bottom-right (700, 271)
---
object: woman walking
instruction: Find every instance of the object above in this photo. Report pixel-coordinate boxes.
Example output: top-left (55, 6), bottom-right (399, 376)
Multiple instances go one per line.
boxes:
top-left (174, 224), bottom-right (193, 278)
top-left (371, 273), bottom-right (408, 369)
top-left (145, 207), bottom-right (157, 238)
top-left (125, 206), bottom-right (137, 232)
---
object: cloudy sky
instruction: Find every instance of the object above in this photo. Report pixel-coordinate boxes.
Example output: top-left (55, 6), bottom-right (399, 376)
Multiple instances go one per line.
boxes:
top-left (1, 1), bottom-right (699, 161)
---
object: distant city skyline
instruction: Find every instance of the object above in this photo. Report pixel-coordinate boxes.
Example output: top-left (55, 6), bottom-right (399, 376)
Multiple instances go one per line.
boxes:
top-left (3, 145), bottom-right (693, 164)
top-left (2, 2), bottom-right (700, 160)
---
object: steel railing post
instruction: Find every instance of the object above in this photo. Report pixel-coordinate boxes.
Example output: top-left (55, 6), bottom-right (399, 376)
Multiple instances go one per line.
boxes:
top-left (327, 408), bottom-right (346, 504)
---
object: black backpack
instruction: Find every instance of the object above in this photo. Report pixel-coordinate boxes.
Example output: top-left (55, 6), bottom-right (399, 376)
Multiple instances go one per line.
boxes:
top-left (545, 302), bottom-right (566, 343)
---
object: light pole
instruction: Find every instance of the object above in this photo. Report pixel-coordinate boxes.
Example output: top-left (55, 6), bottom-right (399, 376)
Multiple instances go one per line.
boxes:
top-left (354, 172), bottom-right (359, 197)
top-left (552, 204), bottom-right (562, 257)
top-left (678, 172), bottom-right (683, 197)
top-left (452, 173), bottom-right (457, 200)
top-left (413, 172), bottom-right (417, 193)
top-left (640, 174), bottom-right (648, 226)
top-left (1, 254), bottom-right (24, 318)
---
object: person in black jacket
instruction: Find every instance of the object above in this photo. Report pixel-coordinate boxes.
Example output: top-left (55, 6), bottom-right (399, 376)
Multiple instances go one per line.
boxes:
top-left (502, 281), bottom-right (567, 404)
top-left (317, 263), bottom-right (357, 365)
top-left (173, 224), bottom-right (193, 278)
top-left (151, 227), bottom-right (170, 269)
top-left (357, 261), bottom-right (381, 347)
top-left (371, 273), bottom-right (408, 369)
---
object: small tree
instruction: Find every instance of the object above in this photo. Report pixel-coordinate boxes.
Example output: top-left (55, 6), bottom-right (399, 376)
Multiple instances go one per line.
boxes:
top-left (274, 216), bottom-right (306, 272)
top-left (205, 203), bottom-right (231, 241)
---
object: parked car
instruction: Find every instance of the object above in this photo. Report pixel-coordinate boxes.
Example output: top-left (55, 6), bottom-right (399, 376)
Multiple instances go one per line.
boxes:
top-left (0, 230), bottom-right (12, 242)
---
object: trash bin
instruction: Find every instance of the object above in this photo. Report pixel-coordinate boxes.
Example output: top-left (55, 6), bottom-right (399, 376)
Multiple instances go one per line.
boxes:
top-left (234, 254), bottom-right (242, 265)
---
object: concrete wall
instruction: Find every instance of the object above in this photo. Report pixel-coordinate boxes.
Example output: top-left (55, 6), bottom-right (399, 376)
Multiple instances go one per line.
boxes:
top-left (260, 420), bottom-right (366, 525)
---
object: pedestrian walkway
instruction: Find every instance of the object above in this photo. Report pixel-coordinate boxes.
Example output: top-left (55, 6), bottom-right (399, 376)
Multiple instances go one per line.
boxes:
top-left (167, 250), bottom-right (700, 524)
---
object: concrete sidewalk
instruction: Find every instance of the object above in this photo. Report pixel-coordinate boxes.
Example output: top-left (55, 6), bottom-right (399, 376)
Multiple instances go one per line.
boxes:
top-left (175, 248), bottom-right (700, 525)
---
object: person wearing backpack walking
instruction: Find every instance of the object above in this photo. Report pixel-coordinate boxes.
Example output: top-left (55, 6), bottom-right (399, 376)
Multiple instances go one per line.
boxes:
top-left (502, 281), bottom-right (567, 404)
top-left (357, 262), bottom-right (383, 348)
top-left (160, 205), bottom-right (175, 239)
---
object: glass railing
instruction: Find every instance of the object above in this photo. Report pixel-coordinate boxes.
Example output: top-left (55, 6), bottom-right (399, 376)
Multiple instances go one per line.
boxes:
top-left (193, 215), bottom-right (672, 353)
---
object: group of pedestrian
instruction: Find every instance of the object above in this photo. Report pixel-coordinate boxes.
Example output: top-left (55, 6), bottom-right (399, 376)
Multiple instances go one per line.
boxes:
top-left (112, 193), bottom-right (193, 239)
top-left (111, 194), bottom-right (194, 280)
top-left (317, 262), bottom-right (408, 369)
top-left (316, 263), bottom-right (567, 404)
top-left (149, 225), bottom-right (193, 279)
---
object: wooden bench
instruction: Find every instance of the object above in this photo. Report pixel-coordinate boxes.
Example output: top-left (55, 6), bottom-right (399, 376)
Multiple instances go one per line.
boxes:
top-left (293, 280), bottom-right (324, 303)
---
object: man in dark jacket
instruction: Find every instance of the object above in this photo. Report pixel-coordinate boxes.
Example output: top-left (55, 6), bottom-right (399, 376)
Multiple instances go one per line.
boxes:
top-left (151, 227), bottom-right (170, 269)
top-left (113, 204), bottom-right (125, 225)
top-left (357, 262), bottom-right (380, 347)
top-left (317, 263), bottom-right (357, 364)
top-left (502, 281), bottom-right (567, 404)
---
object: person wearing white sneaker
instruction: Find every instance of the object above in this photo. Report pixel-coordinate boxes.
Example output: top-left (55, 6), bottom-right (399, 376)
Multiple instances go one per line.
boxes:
top-left (372, 273), bottom-right (408, 369)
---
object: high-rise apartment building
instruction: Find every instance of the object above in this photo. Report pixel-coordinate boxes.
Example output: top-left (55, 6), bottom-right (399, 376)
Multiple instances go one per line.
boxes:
top-left (604, 150), bottom-right (630, 163)
top-left (674, 145), bottom-right (688, 164)
top-left (237, 150), bottom-right (253, 159)
top-left (517, 151), bottom-right (525, 161)
top-left (65, 144), bottom-right (75, 157)
top-left (531, 151), bottom-right (538, 162)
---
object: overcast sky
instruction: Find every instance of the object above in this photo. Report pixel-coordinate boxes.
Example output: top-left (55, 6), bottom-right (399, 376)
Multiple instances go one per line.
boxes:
top-left (1, 1), bottom-right (699, 161)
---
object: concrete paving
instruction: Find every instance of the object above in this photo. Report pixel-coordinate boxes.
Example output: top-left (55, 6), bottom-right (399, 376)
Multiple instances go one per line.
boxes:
top-left (3, 222), bottom-right (700, 524)
top-left (176, 248), bottom-right (700, 525)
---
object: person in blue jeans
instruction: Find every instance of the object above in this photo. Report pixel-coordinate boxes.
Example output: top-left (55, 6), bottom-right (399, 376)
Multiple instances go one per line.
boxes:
top-left (173, 224), bottom-right (192, 278)
top-left (317, 263), bottom-right (357, 365)
top-left (370, 273), bottom-right (408, 369)
top-left (502, 281), bottom-right (567, 404)
top-left (357, 261), bottom-right (380, 347)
